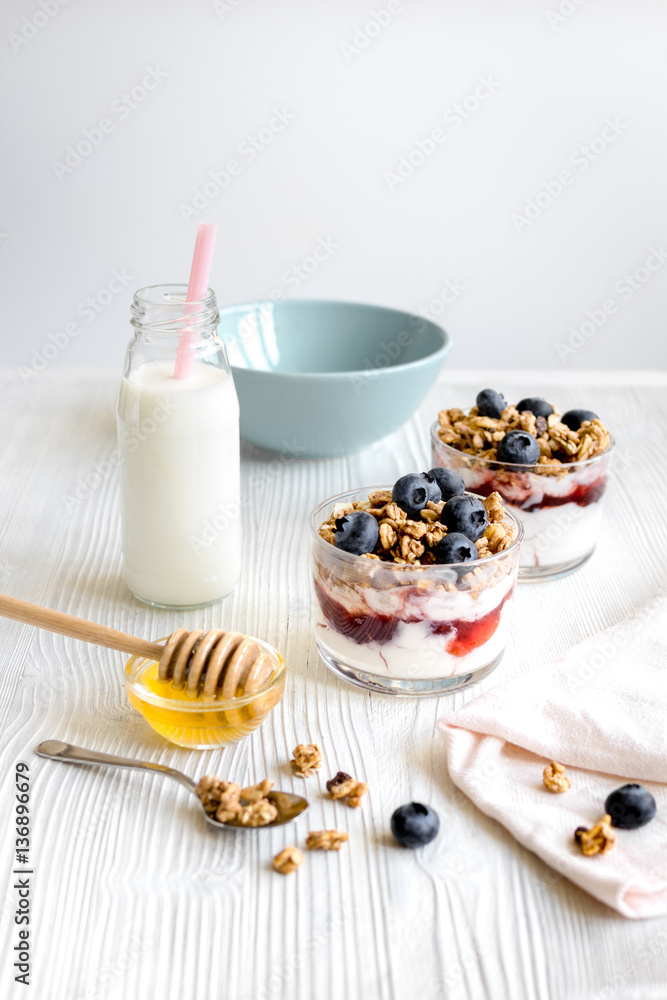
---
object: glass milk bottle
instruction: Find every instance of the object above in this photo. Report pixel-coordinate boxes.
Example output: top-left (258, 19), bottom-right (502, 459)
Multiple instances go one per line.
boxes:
top-left (117, 284), bottom-right (241, 608)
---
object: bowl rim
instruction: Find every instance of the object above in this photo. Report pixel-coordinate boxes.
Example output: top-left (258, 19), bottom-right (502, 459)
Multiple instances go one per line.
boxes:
top-left (124, 636), bottom-right (286, 711)
top-left (309, 485), bottom-right (524, 572)
top-left (429, 419), bottom-right (615, 472)
top-left (219, 298), bottom-right (452, 379)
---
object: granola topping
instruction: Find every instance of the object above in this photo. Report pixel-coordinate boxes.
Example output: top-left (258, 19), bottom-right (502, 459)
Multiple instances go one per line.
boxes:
top-left (306, 829), bottom-right (349, 851)
top-left (574, 815), bottom-right (616, 856)
top-left (319, 491), bottom-right (514, 566)
top-left (273, 846), bottom-right (304, 875)
top-left (543, 761), bottom-right (571, 794)
top-left (436, 400), bottom-right (610, 475)
top-left (291, 743), bottom-right (322, 777)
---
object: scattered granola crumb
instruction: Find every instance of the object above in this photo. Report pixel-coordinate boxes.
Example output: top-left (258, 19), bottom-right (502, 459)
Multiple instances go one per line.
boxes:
top-left (543, 761), bottom-right (571, 794)
top-left (291, 743), bottom-right (322, 777)
top-left (306, 829), bottom-right (349, 851)
top-left (326, 771), bottom-right (352, 792)
top-left (327, 776), bottom-right (368, 808)
top-left (574, 815), bottom-right (616, 856)
top-left (273, 846), bottom-right (304, 875)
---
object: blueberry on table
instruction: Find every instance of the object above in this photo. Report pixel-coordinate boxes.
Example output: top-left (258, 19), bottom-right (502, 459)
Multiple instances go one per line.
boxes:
top-left (496, 430), bottom-right (540, 466)
top-left (426, 467), bottom-right (465, 501)
top-left (561, 408), bottom-right (599, 431)
top-left (605, 784), bottom-right (656, 830)
top-left (516, 396), bottom-right (554, 419)
top-left (392, 473), bottom-right (430, 520)
top-left (391, 802), bottom-right (440, 848)
top-left (433, 532), bottom-right (478, 565)
top-left (334, 510), bottom-right (379, 555)
top-left (476, 388), bottom-right (507, 419)
top-left (440, 495), bottom-right (488, 542)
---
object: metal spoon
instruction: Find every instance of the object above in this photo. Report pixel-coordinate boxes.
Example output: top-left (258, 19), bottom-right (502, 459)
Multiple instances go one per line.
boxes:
top-left (36, 740), bottom-right (309, 830)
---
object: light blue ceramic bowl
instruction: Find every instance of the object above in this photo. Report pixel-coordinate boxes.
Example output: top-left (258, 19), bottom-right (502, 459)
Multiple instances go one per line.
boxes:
top-left (218, 300), bottom-right (452, 458)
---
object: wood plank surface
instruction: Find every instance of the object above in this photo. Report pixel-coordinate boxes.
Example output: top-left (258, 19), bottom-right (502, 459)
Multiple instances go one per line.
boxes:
top-left (1, 367), bottom-right (666, 1000)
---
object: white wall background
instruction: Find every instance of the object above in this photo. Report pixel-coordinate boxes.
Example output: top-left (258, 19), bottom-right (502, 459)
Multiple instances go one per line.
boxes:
top-left (1, 0), bottom-right (666, 375)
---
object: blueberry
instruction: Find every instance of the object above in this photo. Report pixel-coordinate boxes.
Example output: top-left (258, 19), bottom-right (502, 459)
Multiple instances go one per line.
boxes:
top-left (605, 784), bottom-right (657, 830)
top-left (516, 397), bottom-right (554, 419)
top-left (426, 467), bottom-right (465, 501)
top-left (419, 472), bottom-right (442, 505)
top-left (434, 532), bottom-right (478, 565)
top-left (392, 473), bottom-right (430, 520)
top-left (391, 802), bottom-right (440, 848)
top-left (333, 510), bottom-right (379, 556)
top-left (476, 388), bottom-right (507, 419)
top-left (561, 408), bottom-right (599, 431)
top-left (440, 495), bottom-right (488, 542)
top-left (497, 430), bottom-right (540, 467)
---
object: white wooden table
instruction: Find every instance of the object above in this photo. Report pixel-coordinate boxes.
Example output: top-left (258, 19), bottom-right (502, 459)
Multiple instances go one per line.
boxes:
top-left (1, 367), bottom-right (667, 1000)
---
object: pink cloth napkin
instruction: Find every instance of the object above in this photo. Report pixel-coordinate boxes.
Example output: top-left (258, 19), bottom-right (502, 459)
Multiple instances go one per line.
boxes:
top-left (438, 590), bottom-right (667, 918)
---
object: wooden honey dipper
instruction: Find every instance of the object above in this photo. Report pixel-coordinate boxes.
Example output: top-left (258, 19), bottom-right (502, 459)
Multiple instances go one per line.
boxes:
top-left (0, 593), bottom-right (275, 699)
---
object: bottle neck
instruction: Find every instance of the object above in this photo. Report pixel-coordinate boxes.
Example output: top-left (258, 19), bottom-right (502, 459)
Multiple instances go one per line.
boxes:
top-left (126, 284), bottom-right (229, 376)
top-left (131, 283), bottom-right (220, 340)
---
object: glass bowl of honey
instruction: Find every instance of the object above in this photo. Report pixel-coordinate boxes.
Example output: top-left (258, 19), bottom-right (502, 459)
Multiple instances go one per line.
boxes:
top-left (124, 637), bottom-right (286, 749)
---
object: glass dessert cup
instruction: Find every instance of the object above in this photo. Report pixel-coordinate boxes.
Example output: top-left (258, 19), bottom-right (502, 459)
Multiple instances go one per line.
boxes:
top-left (430, 423), bottom-right (614, 581)
top-left (125, 638), bottom-right (285, 749)
top-left (310, 489), bottom-right (523, 697)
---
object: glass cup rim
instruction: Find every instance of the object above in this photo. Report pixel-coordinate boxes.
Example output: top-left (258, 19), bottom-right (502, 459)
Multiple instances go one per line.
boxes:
top-left (429, 419), bottom-right (615, 471)
top-left (309, 485), bottom-right (524, 572)
top-left (124, 636), bottom-right (285, 711)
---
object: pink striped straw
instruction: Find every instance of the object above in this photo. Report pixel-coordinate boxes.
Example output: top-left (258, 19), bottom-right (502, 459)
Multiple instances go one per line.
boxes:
top-left (173, 222), bottom-right (218, 380)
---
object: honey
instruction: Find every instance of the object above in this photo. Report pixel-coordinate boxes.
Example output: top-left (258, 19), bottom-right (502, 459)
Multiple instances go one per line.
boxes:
top-left (125, 640), bottom-right (285, 749)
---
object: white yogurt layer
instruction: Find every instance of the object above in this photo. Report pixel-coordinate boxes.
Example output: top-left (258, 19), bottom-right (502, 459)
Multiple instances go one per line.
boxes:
top-left (458, 466), bottom-right (605, 570)
top-left (313, 572), bottom-right (515, 679)
top-left (512, 500), bottom-right (603, 568)
top-left (315, 608), bottom-right (511, 679)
